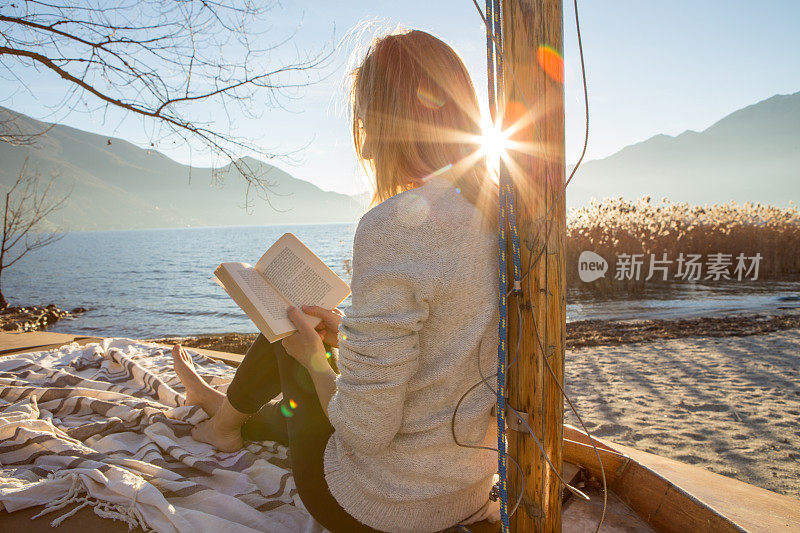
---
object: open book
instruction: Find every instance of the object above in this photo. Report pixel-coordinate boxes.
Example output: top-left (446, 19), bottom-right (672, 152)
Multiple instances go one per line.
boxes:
top-left (213, 233), bottom-right (351, 343)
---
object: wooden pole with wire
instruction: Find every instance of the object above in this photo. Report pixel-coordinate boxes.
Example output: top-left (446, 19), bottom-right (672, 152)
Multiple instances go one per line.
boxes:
top-left (501, 0), bottom-right (566, 531)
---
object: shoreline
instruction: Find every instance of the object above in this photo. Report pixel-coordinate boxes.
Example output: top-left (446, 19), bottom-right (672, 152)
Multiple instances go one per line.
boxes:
top-left (149, 311), bottom-right (800, 355)
top-left (565, 311), bottom-right (800, 349)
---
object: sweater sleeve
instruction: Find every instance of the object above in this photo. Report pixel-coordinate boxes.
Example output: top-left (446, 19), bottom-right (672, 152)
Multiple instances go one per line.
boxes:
top-left (326, 214), bottom-right (433, 456)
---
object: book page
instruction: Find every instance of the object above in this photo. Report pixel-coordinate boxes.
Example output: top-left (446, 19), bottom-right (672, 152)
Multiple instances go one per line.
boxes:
top-left (213, 268), bottom-right (276, 340)
top-left (221, 262), bottom-right (293, 332)
top-left (255, 233), bottom-right (351, 310)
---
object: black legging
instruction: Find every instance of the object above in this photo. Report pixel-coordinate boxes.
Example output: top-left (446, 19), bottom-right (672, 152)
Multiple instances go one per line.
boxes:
top-left (226, 334), bottom-right (379, 532)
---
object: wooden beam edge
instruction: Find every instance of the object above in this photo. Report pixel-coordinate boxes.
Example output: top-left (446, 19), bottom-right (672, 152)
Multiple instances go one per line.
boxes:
top-left (0, 333), bottom-right (244, 366)
top-left (563, 425), bottom-right (800, 533)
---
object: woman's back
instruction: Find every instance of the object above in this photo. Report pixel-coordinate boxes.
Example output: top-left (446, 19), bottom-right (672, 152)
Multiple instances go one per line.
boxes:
top-left (324, 172), bottom-right (500, 532)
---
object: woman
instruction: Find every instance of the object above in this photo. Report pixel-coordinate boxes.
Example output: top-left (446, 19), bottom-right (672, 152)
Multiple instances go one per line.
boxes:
top-left (173, 29), bottom-right (501, 532)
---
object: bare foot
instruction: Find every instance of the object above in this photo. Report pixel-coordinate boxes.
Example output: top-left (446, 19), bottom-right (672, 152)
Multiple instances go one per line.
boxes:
top-left (191, 417), bottom-right (243, 453)
top-left (191, 397), bottom-right (249, 453)
top-left (172, 344), bottom-right (224, 416)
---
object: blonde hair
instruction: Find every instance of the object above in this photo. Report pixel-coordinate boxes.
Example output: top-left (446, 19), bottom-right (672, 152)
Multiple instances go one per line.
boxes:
top-left (350, 29), bottom-right (498, 228)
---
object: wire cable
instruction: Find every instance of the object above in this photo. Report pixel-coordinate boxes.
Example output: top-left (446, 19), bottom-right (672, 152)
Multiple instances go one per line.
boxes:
top-left (453, 320), bottom-right (592, 504)
top-left (451, 1), bottom-right (608, 532)
top-left (470, 0), bottom-right (591, 296)
top-left (526, 252), bottom-right (608, 531)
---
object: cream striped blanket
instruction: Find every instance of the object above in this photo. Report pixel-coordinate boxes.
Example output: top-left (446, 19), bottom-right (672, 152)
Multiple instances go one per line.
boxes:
top-left (0, 338), bottom-right (323, 532)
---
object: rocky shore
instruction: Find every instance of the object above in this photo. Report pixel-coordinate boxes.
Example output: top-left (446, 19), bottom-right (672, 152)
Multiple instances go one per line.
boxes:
top-left (0, 304), bottom-right (87, 332)
top-left (150, 332), bottom-right (259, 355)
top-left (565, 312), bottom-right (800, 349)
top-left (152, 312), bottom-right (800, 355)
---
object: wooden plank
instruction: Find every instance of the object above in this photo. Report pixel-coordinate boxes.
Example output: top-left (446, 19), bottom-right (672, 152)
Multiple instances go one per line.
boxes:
top-left (563, 485), bottom-right (656, 533)
top-left (614, 454), bottom-right (742, 533)
top-left (565, 438), bottom-right (736, 532)
top-left (145, 340), bottom-right (244, 367)
top-left (613, 442), bottom-right (800, 533)
top-left (563, 437), bottom-right (630, 486)
top-left (564, 426), bottom-right (738, 532)
top-left (0, 331), bottom-right (89, 355)
top-left (500, 0), bottom-right (566, 530)
top-left (0, 331), bottom-right (244, 366)
top-left (182, 346), bottom-right (244, 366)
top-left (564, 426), bottom-right (800, 533)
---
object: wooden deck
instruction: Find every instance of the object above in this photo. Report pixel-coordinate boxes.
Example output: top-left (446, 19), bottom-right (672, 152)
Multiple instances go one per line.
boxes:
top-left (0, 331), bottom-right (100, 356)
top-left (564, 425), bottom-right (800, 532)
top-left (0, 331), bottom-right (244, 365)
top-left (1, 332), bottom-right (798, 532)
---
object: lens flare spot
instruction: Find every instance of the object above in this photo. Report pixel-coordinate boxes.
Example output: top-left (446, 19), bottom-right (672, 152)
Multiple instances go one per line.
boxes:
top-left (308, 356), bottom-right (329, 374)
top-left (280, 403), bottom-right (294, 418)
top-left (416, 84), bottom-right (445, 109)
top-left (288, 398), bottom-right (298, 409)
top-left (537, 45), bottom-right (564, 83)
top-left (397, 192), bottom-right (431, 228)
top-left (325, 351), bottom-right (332, 359)
top-left (294, 366), bottom-right (315, 391)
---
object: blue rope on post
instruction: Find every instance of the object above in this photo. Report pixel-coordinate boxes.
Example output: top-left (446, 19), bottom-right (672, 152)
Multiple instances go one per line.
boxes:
top-left (498, 177), bottom-right (523, 533)
top-left (485, 0), bottom-right (496, 121)
top-left (485, 2), bottom-right (522, 531)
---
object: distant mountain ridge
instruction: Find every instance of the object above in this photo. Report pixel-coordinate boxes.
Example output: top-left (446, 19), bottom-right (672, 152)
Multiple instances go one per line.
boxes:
top-left (0, 108), bottom-right (368, 231)
top-left (567, 91), bottom-right (800, 208)
top-left (1, 90), bottom-right (798, 230)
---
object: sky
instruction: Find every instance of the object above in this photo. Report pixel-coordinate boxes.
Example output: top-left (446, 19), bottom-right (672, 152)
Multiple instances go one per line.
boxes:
top-left (2, 1), bottom-right (799, 196)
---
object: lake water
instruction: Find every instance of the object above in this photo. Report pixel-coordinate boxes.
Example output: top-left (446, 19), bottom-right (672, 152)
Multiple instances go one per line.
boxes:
top-left (7, 224), bottom-right (799, 338)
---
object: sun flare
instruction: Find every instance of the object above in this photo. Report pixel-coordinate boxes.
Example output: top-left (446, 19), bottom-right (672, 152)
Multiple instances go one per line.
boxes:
top-left (479, 117), bottom-right (511, 181)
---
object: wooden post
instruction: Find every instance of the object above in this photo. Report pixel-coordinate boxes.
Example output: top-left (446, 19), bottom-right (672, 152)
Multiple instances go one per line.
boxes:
top-left (500, 0), bottom-right (566, 531)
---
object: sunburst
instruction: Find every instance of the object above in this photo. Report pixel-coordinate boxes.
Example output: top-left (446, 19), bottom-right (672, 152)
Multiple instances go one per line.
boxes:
top-left (478, 117), bottom-right (512, 181)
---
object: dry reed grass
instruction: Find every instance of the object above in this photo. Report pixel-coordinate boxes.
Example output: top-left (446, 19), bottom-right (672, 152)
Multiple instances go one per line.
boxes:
top-left (566, 196), bottom-right (800, 290)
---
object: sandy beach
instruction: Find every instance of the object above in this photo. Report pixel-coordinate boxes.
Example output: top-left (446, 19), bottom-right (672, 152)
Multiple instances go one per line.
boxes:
top-left (152, 314), bottom-right (800, 499)
top-left (565, 328), bottom-right (800, 498)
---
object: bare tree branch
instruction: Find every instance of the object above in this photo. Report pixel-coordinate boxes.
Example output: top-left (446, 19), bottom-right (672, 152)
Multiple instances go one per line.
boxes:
top-left (0, 0), bottom-right (334, 196)
top-left (0, 158), bottom-right (71, 308)
top-left (0, 115), bottom-right (52, 145)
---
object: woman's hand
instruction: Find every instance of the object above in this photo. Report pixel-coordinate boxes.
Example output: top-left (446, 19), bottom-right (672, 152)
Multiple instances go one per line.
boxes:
top-left (301, 305), bottom-right (343, 348)
top-left (281, 306), bottom-right (328, 370)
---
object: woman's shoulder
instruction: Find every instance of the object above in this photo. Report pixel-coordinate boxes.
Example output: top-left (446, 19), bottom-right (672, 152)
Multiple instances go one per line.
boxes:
top-left (351, 177), bottom-right (495, 291)
top-left (356, 177), bottom-right (474, 243)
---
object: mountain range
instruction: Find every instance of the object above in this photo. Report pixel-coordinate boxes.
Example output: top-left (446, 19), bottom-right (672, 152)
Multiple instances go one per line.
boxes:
top-left (0, 90), bottom-right (797, 231)
top-left (567, 91), bottom-right (799, 208)
top-left (0, 108), bottom-right (369, 231)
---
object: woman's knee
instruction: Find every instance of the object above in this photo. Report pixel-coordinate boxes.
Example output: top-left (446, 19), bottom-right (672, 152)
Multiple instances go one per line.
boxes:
top-left (246, 333), bottom-right (274, 356)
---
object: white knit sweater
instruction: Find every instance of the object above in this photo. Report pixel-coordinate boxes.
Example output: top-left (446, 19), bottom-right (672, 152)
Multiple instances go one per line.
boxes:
top-left (323, 173), bottom-right (500, 532)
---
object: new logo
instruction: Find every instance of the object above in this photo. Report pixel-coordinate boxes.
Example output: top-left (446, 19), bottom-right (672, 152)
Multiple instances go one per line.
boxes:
top-left (578, 251), bottom-right (608, 282)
